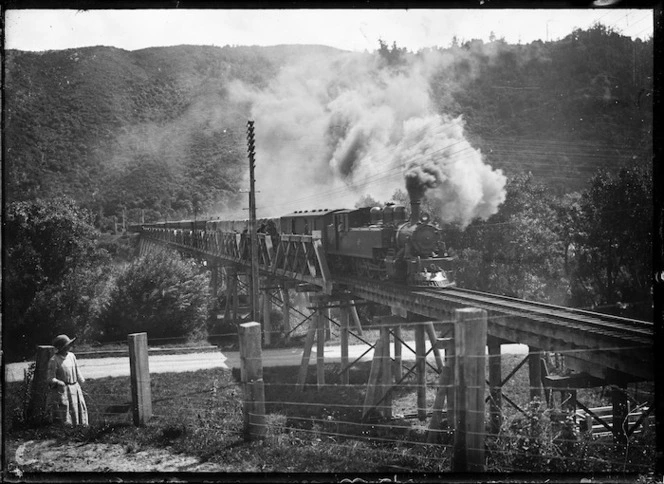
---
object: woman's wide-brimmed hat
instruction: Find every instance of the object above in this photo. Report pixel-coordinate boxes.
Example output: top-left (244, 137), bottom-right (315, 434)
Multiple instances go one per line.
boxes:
top-left (52, 334), bottom-right (76, 351)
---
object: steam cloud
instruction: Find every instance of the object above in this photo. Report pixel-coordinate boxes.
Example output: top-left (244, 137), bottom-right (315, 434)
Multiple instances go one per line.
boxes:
top-left (230, 49), bottom-right (506, 227)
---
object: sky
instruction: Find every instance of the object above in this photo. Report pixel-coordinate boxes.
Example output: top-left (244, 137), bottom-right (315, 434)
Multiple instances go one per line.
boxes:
top-left (5, 8), bottom-right (654, 53)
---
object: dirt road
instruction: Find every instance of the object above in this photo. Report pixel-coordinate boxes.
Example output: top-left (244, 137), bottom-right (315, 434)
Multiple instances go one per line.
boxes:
top-left (5, 343), bottom-right (527, 382)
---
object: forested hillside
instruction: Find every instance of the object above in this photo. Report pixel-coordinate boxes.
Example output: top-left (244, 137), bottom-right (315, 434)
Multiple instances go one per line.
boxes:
top-left (5, 26), bottom-right (652, 226)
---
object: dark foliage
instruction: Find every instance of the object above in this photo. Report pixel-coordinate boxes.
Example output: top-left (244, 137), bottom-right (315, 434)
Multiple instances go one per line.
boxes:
top-left (97, 251), bottom-right (209, 342)
top-left (4, 29), bottom-right (652, 220)
top-left (4, 198), bottom-right (112, 361)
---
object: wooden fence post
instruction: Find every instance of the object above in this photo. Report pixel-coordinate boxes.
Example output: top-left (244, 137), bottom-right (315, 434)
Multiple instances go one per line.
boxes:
top-left (27, 345), bottom-right (57, 423)
top-left (453, 308), bottom-right (487, 472)
top-left (238, 322), bottom-right (266, 440)
top-left (128, 332), bottom-right (152, 426)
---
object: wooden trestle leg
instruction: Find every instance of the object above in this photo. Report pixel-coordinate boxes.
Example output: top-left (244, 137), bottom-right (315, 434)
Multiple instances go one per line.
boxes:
top-left (296, 314), bottom-right (317, 392)
top-left (415, 323), bottom-right (427, 421)
top-left (316, 307), bottom-right (325, 389)
top-left (378, 326), bottom-right (392, 419)
top-left (340, 302), bottom-right (350, 385)
top-left (488, 337), bottom-right (502, 435)
top-left (281, 282), bottom-right (291, 345)
top-left (528, 346), bottom-right (543, 401)
top-left (362, 332), bottom-right (387, 419)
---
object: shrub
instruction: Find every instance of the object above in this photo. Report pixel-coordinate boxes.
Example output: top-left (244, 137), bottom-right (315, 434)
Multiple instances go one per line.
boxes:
top-left (98, 251), bottom-right (209, 342)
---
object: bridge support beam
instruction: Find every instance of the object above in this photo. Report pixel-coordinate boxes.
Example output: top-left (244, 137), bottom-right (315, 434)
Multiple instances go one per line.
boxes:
top-left (528, 346), bottom-right (543, 401)
top-left (392, 325), bottom-right (402, 380)
top-left (209, 262), bottom-right (220, 311)
top-left (427, 335), bottom-right (454, 443)
top-left (378, 326), bottom-right (392, 419)
top-left (349, 301), bottom-right (363, 335)
top-left (262, 280), bottom-right (272, 346)
top-left (281, 282), bottom-right (291, 344)
top-left (611, 380), bottom-right (629, 444)
top-left (362, 328), bottom-right (391, 420)
top-left (488, 337), bottom-right (503, 435)
top-left (316, 304), bottom-right (326, 390)
top-left (296, 296), bottom-right (328, 391)
top-left (425, 322), bottom-right (444, 373)
top-left (415, 321), bottom-right (427, 421)
top-left (340, 301), bottom-right (350, 385)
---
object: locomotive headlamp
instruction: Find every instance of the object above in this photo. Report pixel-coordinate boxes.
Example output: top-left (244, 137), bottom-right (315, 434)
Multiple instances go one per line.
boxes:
top-left (420, 212), bottom-right (430, 223)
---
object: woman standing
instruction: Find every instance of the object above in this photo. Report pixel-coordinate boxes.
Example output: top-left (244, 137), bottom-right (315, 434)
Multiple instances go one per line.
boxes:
top-left (47, 334), bottom-right (88, 426)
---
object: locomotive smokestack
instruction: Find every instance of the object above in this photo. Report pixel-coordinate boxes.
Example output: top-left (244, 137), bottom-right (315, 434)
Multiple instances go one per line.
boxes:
top-left (410, 198), bottom-right (421, 224)
top-left (405, 173), bottom-right (426, 225)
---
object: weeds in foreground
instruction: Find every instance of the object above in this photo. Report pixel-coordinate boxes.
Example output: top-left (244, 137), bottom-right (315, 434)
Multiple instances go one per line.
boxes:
top-left (5, 359), bottom-right (656, 474)
top-left (486, 397), bottom-right (655, 473)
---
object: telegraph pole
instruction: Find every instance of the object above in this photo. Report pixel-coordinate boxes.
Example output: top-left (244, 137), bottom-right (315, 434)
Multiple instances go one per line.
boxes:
top-left (247, 120), bottom-right (260, 323)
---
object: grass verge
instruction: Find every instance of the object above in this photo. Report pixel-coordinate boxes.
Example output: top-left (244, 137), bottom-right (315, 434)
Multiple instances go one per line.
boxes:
top-left (4, 351), bottom-right (656, 475)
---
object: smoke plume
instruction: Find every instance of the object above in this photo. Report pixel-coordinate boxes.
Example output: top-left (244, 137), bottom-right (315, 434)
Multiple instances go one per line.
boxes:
top-left (230, 48), bottom-right (506, 227)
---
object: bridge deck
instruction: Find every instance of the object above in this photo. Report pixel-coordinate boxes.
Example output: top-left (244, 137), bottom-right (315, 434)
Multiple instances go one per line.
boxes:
top-left (138, 232), bottom-right (654, 384)
top-left (334, 277), bottom-right (653, 383)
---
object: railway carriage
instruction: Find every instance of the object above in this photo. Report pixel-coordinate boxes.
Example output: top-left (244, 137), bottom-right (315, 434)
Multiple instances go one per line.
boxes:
top-left (137, 197), bottom-right (455, 287)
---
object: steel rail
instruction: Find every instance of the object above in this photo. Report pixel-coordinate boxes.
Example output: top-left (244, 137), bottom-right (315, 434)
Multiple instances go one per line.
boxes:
top-left (422, 287), bottom-right (653, 344)
top-left (334, 276), bottom-right (651, 340)
top-left (437, 286), bottom-right (653, 333)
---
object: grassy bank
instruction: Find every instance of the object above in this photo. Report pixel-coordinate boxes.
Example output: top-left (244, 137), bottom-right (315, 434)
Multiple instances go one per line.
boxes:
top-left (4, 353), bottom-right (656, 475)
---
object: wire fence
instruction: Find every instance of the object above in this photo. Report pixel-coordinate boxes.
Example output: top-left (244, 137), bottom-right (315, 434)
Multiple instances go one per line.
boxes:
top-left (8, 302), bottom-right (654, 474)
top-left (38, 334), bottom-right (652, 474)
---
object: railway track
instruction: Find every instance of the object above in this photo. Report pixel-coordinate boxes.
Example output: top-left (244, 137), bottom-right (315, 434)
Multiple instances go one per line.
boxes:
top-left (334, 276), bottom-right (653, 381)
top-left (425, 286), bottom-right (654, 344)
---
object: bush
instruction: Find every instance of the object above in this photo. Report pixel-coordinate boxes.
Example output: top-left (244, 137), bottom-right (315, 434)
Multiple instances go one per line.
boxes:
top-left (98, 251), bottom-right (209, 342)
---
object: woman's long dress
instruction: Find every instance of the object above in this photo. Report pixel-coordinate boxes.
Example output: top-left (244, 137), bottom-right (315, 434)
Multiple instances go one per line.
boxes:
top-left (47, 352), bottom-right (89, 425)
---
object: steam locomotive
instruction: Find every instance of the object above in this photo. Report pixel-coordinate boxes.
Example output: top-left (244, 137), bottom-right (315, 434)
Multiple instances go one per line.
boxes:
top-left (133, 198), bottom-right (455, 288)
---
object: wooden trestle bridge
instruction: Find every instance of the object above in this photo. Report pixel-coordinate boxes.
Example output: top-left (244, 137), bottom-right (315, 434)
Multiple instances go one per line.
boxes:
top-left (136, 225), bottom-right (654, 449)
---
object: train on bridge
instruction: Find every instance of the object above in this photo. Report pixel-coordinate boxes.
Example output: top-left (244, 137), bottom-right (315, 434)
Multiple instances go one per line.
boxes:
top-left (131, 197), bottom-right (456, 287)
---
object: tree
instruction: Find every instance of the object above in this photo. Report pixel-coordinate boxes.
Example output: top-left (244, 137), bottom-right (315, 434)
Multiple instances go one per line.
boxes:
top-left (453, 173), bottom-right (568, 302)
top-left (5, 197), bottom-right (110, 361)
top-left (570, 164), bottom-right (652, 318)
top-left (377, 39), bottom-right (409, 69)
top-left (355, 194), bottom-right (382, 208)
top-left (98, 251), bottom-right (210, 342)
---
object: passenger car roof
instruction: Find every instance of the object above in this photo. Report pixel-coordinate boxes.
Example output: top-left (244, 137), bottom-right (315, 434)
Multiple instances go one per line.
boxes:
top-left (281, 208), bottom-right (345, 218)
